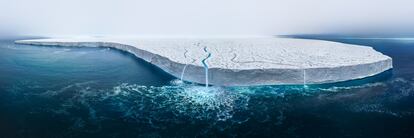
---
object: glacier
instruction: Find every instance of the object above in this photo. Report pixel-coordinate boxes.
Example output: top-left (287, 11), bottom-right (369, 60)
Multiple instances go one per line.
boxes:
top-left (15, 37), bottom-right (393, 86)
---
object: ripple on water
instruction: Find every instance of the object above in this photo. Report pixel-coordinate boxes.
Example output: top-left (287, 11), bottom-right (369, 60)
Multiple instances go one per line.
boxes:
top-left (48, 80), bottom-right (393, 123)
top-left (37, 80), bottom-right (251, 131)
top-left (10, 76), bottom-right (414, 136)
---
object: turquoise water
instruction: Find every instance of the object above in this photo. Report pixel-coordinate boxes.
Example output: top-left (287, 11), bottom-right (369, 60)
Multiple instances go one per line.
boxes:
top-left (0, 37), bottom-right (414, 137)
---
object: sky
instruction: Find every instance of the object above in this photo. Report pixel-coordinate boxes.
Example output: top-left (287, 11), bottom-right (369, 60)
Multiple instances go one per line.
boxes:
top-left (0, 0), bottom-right (413, 37)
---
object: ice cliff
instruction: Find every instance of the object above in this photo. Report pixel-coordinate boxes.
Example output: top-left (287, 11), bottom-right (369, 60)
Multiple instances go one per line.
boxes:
top-left (15, 37), bottom-right (393, 86)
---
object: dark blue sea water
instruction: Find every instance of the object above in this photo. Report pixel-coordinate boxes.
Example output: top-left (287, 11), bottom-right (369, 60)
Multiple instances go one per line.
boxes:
top-left (0, 37), bottom-right (414, 137)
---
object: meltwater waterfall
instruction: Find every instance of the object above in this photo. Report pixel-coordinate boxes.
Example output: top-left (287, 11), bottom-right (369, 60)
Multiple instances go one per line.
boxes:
top-left (303, 69), bottom-right (308, 88)
top-left (180, 49), bottom-right (195, 81)
top-left (201, 47), bottom-right (212, 87)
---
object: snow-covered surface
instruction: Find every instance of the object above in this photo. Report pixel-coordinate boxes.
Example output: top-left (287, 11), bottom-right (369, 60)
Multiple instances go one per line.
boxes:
top-left (15, 37), bottom-right (393, 86)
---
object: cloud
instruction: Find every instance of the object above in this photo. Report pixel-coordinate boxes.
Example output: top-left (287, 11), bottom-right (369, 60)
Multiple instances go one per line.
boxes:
top-left (1, 0), bottom-right (413, 36)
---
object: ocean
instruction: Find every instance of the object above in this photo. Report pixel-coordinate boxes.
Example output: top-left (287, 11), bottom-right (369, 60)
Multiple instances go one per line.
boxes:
top-left (0, 37), bottom-right (413, 137)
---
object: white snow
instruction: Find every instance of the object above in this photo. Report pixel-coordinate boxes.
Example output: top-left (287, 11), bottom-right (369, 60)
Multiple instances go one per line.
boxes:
top-left (15, 37), bottom-right (393, 86)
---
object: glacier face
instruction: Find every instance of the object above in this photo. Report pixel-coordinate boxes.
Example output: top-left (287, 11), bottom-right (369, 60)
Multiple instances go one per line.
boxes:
top-left (15, 37), bottom-right (393, 86)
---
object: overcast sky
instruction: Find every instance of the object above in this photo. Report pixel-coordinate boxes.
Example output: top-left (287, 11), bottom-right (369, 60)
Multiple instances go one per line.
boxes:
top-left (0, 0), bottom-right (413, 37)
